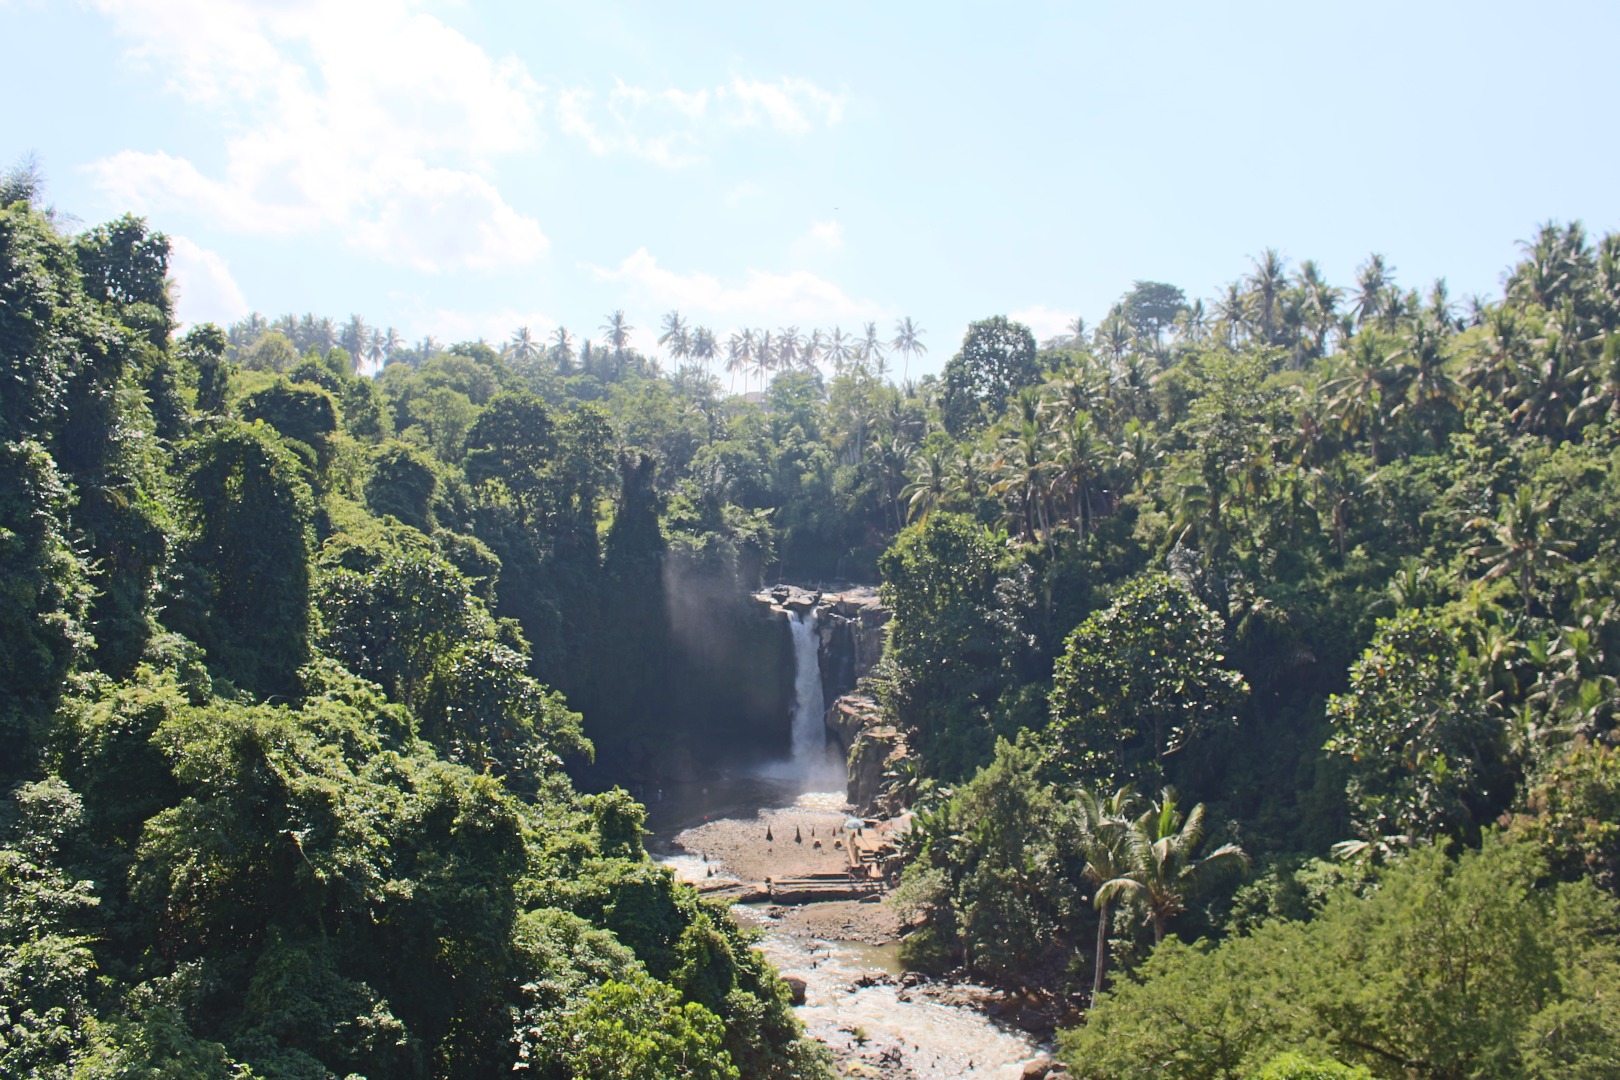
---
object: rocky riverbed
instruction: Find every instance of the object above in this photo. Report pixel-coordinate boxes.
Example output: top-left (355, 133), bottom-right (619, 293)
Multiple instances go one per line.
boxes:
top-left (658, 790), bottom-right (1057, 1080)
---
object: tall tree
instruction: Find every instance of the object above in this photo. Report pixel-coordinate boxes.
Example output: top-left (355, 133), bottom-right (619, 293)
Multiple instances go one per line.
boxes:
top-left (891, 316), bottom-right (928, 384)
top-left (1095, 788), bottom-right (1249, 944)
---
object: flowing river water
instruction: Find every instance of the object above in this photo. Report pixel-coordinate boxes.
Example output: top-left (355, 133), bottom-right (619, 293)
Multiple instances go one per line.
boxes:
top-left (649, 783), bottom-right (1047, 1080)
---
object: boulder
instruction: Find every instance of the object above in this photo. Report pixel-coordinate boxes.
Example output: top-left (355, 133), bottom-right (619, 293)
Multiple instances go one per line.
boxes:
top-left (780, 973), bottom-right (808, 1006)
top-left (1021, 1060), bottom-right (1054, 1080)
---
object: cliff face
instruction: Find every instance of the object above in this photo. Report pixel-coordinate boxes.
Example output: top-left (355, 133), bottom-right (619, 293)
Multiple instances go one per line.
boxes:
top-left (754, 585), bottom-right (888, 735)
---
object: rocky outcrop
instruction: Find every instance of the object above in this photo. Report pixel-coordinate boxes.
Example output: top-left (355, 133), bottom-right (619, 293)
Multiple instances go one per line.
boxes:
top-left (838, 694), bottom-right (907, 816)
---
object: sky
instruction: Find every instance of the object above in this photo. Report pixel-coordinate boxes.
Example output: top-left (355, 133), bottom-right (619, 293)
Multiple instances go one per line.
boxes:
top-left (4, 0), bottom-right (1618, 378)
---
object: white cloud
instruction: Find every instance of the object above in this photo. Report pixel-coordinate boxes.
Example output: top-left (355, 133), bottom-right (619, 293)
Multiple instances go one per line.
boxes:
top-left (561, 74), bottom-right (846, 167)
top-left (589, 247), bottom-right (880, 325)
top-left (793, 219), bottom-right (845, 255)
top-left (167, 235), bottom-right (249, 327)
top-left (1010, 304), bottom-right (1082, 343)
top-left (85, 0), bottom-right (547, 271)
top-left (724, 76), bottom-right (845, 134)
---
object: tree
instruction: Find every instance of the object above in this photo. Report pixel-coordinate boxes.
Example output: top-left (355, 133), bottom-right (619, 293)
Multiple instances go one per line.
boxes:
top-left (462, 391), bottom-right (558, 524)
top-left (658, 310), bottom-right (690, 363)
top-left (0, 442), bottom-right (89, 776)
top-left (73, 213), bottom-right (173, 345)
top-left (878, 514), bottom-right (1011, 777)
top-left (1065, 837), bottom-right (1620, 1080)
top-left (1467, 487), bottom-right (1576, 617)
top-left (1121, 281), bottom-right (1186, 350)
top-left (891, 316), bottom-right (927, 384)
top-left (1076, 784), bottom-right (1138, 997)
top-left (176, 421), bottom-right (314, 697)
top-left (1325, 610), bottom-right (1507, 843)
top-left (601, 310), bottom-right (633, 379)
top-left (1096, 788), bottom-right (1248, 944)
top-left (1050, 573), bottom-right (1247, 786)
top-left (940, 315), bottom-right (1040, 435)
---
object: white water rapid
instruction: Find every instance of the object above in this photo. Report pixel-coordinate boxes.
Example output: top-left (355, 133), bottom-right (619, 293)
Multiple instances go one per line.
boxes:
top-left (788, 609), bottom-right (832, 777)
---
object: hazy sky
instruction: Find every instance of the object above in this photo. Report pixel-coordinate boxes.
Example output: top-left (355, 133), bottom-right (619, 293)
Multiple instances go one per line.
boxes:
top-left (5, 0), bottom-right (1617, 375)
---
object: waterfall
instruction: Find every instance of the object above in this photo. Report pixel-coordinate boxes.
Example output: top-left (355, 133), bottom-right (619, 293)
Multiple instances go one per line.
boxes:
top-left (788, 609), bottom-right (828, 773)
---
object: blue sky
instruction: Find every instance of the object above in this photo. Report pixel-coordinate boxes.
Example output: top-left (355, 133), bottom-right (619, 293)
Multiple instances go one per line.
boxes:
top-left (5, 0), bottom-right (1617, 377)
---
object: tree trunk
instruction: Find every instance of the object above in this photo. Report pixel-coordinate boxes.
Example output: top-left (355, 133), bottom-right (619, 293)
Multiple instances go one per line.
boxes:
top-left (1092, 903), bottom-right (1111, 1000)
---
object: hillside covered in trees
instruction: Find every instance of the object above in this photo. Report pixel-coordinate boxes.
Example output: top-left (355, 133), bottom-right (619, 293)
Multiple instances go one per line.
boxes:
top-left (6, 147), bottom-right (1620, 1078)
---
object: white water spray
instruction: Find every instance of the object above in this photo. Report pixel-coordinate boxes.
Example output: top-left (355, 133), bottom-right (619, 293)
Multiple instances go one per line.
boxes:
top-left (789, 609), bottom-right (828, 772)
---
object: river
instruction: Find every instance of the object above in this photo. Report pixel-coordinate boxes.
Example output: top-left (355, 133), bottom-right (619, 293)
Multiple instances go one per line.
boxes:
top-left (651, 781), bottom-right (1047, 1080)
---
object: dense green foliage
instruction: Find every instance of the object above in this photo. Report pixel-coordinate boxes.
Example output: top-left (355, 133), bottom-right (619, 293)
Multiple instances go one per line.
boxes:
top-left (9, 163), bottom-right (1620, 1075)
top-left (0, 191), bottom-right (829, 1078)
top-left (862, 226), bottom-right (1620, 1072)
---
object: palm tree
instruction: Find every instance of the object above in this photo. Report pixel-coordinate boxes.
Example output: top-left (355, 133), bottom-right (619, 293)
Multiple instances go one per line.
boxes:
top-left (824, 326), bottom-right (852, 375)
top-left (1076, 785), bottom-right (1138, 997)
top-left (891, 316), bottom-right (927, 384)
top-left (1352, 253), bottom-right (1391, 328)
top-left (991, 420), bottom-right (1053, 544)
top-left (382, 326), bottom-right (404, 360)
top-left (753, 329), bottom-right (775, 392)
top-left (1175, 299), bottom-right (1207, 345)
top-left (550, 327), bottom-right (575, 375)
top-left (341, 314), bottom-right (370, 362)
top-left (900, 445), bottom-right (950, 522)
top-left (365, 328), bottom-right (386, 371)
top-left (1320, 334), bottom-right (1403, 464)
top-left (1095, 789), bottom-right (1248, 946)
top-left (1295, 260), bottom-right (1341, 358)
top-left (724, 332), bottom-right (747, 393)
top-left (658, 310), bottom-right (690, 364)
top-left (1392, 320), bottom-right (1458, 440)
top-left (690, 326), bottom-right (718, 378)
top-left (1214, 284), bottom-right (1246, 347)
top-left (861, 321), bottom-right (887, 379)
top-left (1247, 248), bottom-right (1288, 345)
top-left (803, 328), bottom-right (827, 373)
top-left (600, 310), bottom-right (632, 378)
top-left (777, 326), bottom-right (803, 372)
top-left (1050, 410), bottom-right (1104, 545)
top-left (1467, 487), bottom-right (1576, 617)
top-left (507, 326), bottom-right (539, 364)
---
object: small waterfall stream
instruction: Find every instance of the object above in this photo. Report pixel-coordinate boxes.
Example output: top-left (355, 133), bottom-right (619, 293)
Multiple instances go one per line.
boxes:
top-left (788, 608), bottom-right (845, 788)
top-left (789, 609), bottom-right (827, 767)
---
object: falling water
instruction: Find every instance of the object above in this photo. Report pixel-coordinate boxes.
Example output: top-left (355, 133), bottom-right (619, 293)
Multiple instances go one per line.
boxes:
top-left (789, 609), bottom-right (828, 773)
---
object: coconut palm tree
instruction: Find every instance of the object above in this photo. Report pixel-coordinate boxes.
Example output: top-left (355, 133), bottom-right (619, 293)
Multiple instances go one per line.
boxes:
top-left (1467, 487), bottom-right (1576, 617)
top-left (900, 445), bottom-right (950, 522)
top-left (1075, 784), bottom-right (1138, 997)
top-left (861, 321), bottom-right (887, 379)
top-left (690, 326), bottom-right (717, 378)
top-left (658, 310), bottom-right (690, 364)
top-left (777, 326), bottom-right (803, 372)
top-left (891, 316), bottom-right (927, 384)
top-left (1050, 410), bottom-right (1104, 545)
top-left (600, 310), bottom-right (632, 378)
top-left (724, 333), bottom-right (747, 393)
top-left (1095, 789), bottom-right (1248, 946)
top-left (1295, 260), bottom-right (1341, 358)
top-left (804, 328), bottom-right (827, 373)
top-left (827, 326), bottom-right (854, 375)
top-left (1351, 253), bottom-right (1391, 328)
top-left (1214, 284), bottom-right (1246, 347)
top-left (365, 328), bottom-right (386, 371)
top-left (1247, 248), bottom-right (1287, 346)
top-left (507, 326), bottom-right (539, 364)
top-left (753, 329), bottom-right (775, 392)
top-left (341, 314), bottom-right (370, 362)
top-left (550, 327), bottom-right (575, 374)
